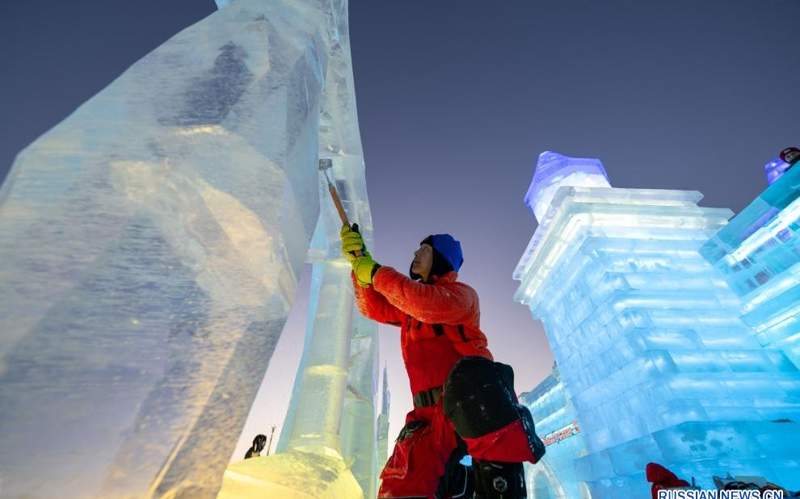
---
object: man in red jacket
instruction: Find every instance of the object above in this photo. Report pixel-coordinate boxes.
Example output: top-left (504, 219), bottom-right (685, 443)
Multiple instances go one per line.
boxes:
top-left (341, 225), bottom-right (545, 499)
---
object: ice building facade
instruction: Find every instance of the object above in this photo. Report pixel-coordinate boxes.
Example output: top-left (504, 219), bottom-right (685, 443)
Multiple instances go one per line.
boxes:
top-left (514, 152), bottom-right (800, 498)
top-left (520, 365), bottom-right (590, 499)
top-left (701, 156), bottom-right (800, 371)
top-left (0, 0), bottom-right (377, 497)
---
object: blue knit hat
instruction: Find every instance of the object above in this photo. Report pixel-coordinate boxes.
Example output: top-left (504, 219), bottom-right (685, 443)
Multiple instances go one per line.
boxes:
top-left (409, 233), bottom-right (464, 280)
top-left (427, 234), bottom-right (463, 273)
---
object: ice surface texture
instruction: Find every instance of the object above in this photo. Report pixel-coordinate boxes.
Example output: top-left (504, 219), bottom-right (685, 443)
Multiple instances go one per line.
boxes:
top-left (520, 367), bottom-right (588, 499)
top-left (215, 0), bottom-right (380, 496)
top-left (0, 1), bottom-right (353, 497)
top-left (701, 164), bottom-right (800, 371)
top-left (515, 153), bottom-right (800, 497)
top-left (271, 0), bottom-right (380, 489)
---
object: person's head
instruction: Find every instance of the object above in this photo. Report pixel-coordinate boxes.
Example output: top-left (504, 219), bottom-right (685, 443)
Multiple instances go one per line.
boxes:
top-left (409, 234), bottom-right (464, 282)
top-left (253, 434), bottom-right (267, 453)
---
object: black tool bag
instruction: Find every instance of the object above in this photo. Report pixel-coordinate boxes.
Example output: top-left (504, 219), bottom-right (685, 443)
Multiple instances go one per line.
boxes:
top-left (443, 356), bottom-right (546, 462)
top-left (443, 356), bottom-right (523, 438)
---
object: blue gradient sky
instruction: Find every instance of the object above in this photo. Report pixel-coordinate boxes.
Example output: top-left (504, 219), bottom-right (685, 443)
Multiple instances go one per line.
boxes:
top-left (2, 0), bottom-right (799, 460)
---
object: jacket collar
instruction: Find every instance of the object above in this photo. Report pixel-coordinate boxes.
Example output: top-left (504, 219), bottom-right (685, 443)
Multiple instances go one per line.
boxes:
top-left (430, 271), bottom-right (458, 283)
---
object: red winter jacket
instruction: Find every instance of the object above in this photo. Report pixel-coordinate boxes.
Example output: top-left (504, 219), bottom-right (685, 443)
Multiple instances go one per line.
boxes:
top-left (353, 266), bottom-right (493, 395)
top-left (646, 463), bottom-right (690, 499)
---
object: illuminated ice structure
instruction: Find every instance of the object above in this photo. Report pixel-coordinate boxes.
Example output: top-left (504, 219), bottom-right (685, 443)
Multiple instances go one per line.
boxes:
top-left (0, 0), bottom-right (377, 497)
top-left (701, 156), bottom-right (800, 371)
top-left (219, 0), bottom-right (380, 496)
top-left (520, 365), bottom-right (590, 499)
top-left (514, 152), bottom-right (800, 498)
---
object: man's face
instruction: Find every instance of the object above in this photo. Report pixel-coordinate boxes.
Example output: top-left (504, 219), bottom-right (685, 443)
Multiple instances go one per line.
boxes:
top-left (411, 243), bottom-right (433, 279)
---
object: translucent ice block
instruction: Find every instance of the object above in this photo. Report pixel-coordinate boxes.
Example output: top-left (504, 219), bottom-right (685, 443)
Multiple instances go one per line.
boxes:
top-left (219, 0), bottom-right (378, 495)
top-left (0, 1), bottom-right (337, 496)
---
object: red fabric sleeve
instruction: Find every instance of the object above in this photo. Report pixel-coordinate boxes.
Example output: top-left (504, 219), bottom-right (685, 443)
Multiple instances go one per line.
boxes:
top-left (372, 267), bottom-right (478, 325)
top-left (352, 273), bottom-right (405, 326)
top-left (447, 328), bottom-right (491, 359)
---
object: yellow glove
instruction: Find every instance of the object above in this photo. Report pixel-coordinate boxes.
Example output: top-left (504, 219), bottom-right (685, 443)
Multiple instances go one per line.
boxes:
top-left (340, 223), bottom-right (369, 263)
top-left (353, 254), bottom-right (380, 287)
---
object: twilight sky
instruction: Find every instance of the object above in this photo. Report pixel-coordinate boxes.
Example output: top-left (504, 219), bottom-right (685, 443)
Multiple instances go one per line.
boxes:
top-left (2, 0), bottom-right (799, 461)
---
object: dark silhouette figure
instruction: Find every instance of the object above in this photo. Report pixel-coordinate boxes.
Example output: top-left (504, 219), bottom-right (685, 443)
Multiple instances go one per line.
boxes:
top-left (244, 434), bottom-right (267, 460)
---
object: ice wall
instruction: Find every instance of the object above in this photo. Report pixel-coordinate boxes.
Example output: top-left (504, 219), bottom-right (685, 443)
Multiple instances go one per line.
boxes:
top-left (520, 366), bottom-right (589, 499)
top-left (701, 162), bottom-right (800, 370)
top-left (514, 152), bottom-right (800, 498)
top-left (0, 1), bottom-right (343, 497)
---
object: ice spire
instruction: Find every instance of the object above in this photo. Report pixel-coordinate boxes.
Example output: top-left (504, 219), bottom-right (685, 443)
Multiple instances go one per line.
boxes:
top-left (524, 151), bottom-right (611, 222)
top-left (380, 364), bottom-right (391, 415)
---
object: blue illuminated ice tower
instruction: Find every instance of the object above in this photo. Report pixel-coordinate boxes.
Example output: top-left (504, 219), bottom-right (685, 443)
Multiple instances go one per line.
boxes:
top-left (514, 152), bottom-right (800, 498)
top-left (701, 151), bottom-right (800, 370)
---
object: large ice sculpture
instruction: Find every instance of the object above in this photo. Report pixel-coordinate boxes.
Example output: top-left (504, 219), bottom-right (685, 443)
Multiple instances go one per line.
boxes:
top-left (0, 0), bottom-right (362, 497)
top-left (701, 159), bottom-right (800, 370)
top-left (514, 152), bottom-right (800, 498)
top-left (217, 0), bottom-right (378, 497)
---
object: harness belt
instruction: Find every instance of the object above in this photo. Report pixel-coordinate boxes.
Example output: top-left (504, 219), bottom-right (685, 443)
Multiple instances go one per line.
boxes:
top-left (413, 386), bottom-right (443, 408)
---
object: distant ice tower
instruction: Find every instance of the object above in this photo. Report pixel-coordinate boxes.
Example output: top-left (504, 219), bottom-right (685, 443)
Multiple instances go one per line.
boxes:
top-left (376, 365), bottom-right (391, 472)
top-left (514, 152), bottom-right (800, 497)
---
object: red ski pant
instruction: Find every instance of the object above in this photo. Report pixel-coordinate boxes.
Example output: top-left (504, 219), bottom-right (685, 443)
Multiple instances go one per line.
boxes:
top-left (378, 402), bottom-right (535, 498)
